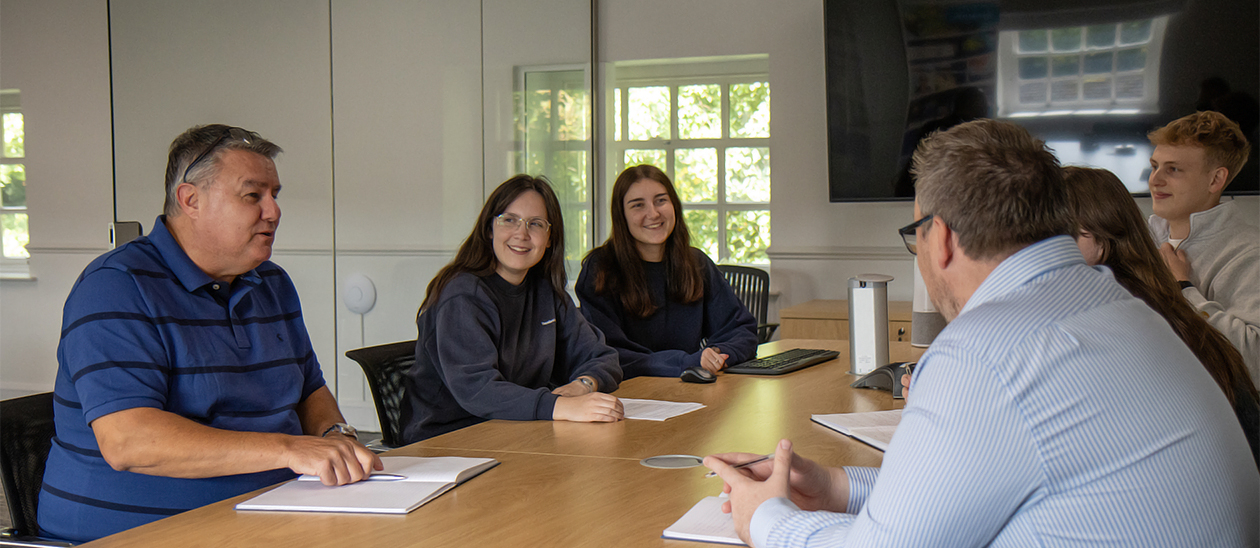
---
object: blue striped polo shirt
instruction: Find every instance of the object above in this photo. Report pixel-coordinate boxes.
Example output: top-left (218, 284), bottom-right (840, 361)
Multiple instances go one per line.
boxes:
top-left (38, 216), bottom-right (326, 543)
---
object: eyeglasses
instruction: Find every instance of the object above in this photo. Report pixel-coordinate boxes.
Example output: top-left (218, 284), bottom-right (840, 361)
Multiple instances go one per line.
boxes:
top-left (494, 214), bottom-right (551, 235)
top-left (181, 126), bottom-right (251, 184)
top-left (897, 214), bottom-right (934, 255)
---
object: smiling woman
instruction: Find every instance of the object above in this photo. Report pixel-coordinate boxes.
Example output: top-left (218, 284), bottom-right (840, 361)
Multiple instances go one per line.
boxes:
top-left (401, 175), bottom-right (625, 444)
top-left (575, 165), bottom-right (758, 379)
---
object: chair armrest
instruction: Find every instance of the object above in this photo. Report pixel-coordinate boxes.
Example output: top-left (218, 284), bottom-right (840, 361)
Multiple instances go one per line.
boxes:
top-left (756, 323), bottom-right (779, 344)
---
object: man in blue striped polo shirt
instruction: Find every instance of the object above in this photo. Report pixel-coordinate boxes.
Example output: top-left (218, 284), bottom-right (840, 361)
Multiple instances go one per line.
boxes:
top-left (39, 125), bottom-right (381, 542)
top-left (708, 119), bottom-right (1258, 547)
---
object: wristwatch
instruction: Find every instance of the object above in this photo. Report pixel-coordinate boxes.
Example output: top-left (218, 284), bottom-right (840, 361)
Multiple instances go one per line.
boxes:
top-left (578, 377), bottom-right (596, 393)
top-left (321, 422), bottom-right (358, 440)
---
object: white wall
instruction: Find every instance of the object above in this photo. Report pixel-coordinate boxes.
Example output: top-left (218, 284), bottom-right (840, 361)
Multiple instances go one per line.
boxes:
top-left (330, 0), bottom-right (484, 426)
top-left (0, 0), bottom-right (114, 398)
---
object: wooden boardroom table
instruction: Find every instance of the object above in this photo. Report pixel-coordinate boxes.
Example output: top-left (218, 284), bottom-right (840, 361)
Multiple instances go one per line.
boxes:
top-left (82, 339), bottom-right (926, 548)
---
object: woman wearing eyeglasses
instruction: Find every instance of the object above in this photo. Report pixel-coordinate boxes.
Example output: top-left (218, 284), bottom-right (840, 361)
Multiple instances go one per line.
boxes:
top-left (575, 164), bottom-right (758, 379)
top-left (400, 175), bottom-right (623, 444)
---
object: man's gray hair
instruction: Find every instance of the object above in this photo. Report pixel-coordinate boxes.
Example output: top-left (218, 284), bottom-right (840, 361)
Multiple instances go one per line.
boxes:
top-left (911, 119), bottom-right (1071, 261)
top-left (163, 125), bottom-right (282, 217)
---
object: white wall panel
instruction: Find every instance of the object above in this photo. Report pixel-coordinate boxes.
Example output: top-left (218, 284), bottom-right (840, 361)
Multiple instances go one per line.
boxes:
top-left (330, 0), bottom-right (483, 417)
top-left (0, 0), bottom-right (113, 393)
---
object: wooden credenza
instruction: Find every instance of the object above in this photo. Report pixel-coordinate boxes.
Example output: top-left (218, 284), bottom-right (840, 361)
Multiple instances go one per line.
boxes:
top-left (779, 299), bottom-right (914, 342)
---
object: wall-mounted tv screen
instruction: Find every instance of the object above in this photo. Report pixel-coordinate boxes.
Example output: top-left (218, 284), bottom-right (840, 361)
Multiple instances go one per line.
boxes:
top-left (825, 0), bottom-right (1260, 202)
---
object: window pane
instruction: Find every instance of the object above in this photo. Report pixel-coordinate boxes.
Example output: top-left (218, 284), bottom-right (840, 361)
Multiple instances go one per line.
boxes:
top-left (563, 207), bottom-right (589, 262)
top-left (1082, 77), bottom-right (1112, 100)
top-left (628, 86), bottom-right (670, 140)
top-left (726, 147), bottom-right (770, 203)
top-left (1050, 28), bottom-right (1081, 52)
top-left (1083, 52), bottom-right (1113, 74)
top-left (1018, 30), bottom-right (1048, 52)
top-left (550, 151), bottom-right (587, 203)
top-left (1116, 47), bottom-right (1146, 72)
top-left (614, 88), bottom-right (622, 142)
top-left (1019, 57), bottom-right (1048, 80)
top-left (730, 82), bottom-right (770, 138)
top-left (1085, 25), bottom-right (1116, 48)
top-left (524, 90), bottom-right (552, 143)
top-left (1115, 73), bottom-right (1145, 99)
top-left (675, 148), bottom-right (717, 203)
top-left (684, 209), bottom-right (719, 259)
top-left (0, 164), bottom-right (25, 208)
top-left (2, 113), bottom-right (22, 158)
top-left (1119, 20), bottom-right (1151, 45)
top-left (1, 212), bottom-right (29, 259)
top-left (727, 210), bottom-right (770, 264)
top-left (1019, 82), bottom-right (1047, 104)
top-left (624, 149), bottom-right (666, 170)
top-left (678, 84), bottom-right (721, 139)
top-left (556, 88), bottom-right (587, 141)
top-left (1051, 56), bottom-right (1079, 77)
top-left (1050, 80), bottom-right (1079, 102)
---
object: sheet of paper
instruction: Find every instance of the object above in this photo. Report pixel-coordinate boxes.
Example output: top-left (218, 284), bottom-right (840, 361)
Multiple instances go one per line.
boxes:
top-left (620, 398), bottom-right (705, 421)
top-left (663, 495), bottom-right (745, 545)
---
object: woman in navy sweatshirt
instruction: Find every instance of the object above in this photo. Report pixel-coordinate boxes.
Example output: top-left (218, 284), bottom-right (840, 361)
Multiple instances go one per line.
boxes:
top-left (576, 164), bottom-right (758, 379)
top-left (401, 175), bottom-right (624, 443)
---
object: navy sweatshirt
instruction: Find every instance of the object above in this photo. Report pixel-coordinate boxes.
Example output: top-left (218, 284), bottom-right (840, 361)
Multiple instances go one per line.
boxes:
top-left (401, 271), bottom-right (621, 443)
top-left (575, 247), bottom-right (758, 378)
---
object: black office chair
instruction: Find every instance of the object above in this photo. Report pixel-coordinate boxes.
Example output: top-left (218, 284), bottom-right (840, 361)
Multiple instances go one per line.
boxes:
top-left (344, 340), bottom-right (417, 449)
top-left (717, 265), bottom-right (779, 344)
top-left (0, 392), bottom-right (74, 546)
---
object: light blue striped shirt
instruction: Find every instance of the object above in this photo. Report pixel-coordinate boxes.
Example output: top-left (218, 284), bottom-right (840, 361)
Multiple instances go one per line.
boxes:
top-left (752, 236), bottom-right (1258, 547)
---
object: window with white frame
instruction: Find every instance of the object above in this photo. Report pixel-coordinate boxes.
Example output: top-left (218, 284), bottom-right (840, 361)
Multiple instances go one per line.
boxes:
top-left (1, 90), bottom-right (28, 262)
top-left (997, 16), bottom-right (1167, 117)
top-left (609, 58), bottom-right (771, 265)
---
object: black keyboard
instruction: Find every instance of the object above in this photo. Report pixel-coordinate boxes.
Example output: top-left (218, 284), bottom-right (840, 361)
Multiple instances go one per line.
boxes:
top-left (725, 348), bottom-right (840, 376)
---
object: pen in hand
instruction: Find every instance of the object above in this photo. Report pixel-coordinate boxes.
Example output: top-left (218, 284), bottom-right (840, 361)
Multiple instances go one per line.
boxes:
top-left (704, 454), bottom-right (772, 478)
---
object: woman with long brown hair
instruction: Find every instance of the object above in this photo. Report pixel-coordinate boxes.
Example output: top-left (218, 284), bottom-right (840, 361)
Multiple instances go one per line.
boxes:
top-left (1063, 166), bottom-right (1258, 466)
top-left (401, 175), bottom-right (623, 444)
top-left (576, 164), bottom-right (757, 379)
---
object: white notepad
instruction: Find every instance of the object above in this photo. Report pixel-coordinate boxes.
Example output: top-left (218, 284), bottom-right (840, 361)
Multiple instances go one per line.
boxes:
top-left (621, 398), bottom-right (705, 421)
top-left (235, 456), bottom-right (498, 514)
top-left (663, 494), bottom-right (745, 545)
top-left (811, 409), bottom-right (902, 452)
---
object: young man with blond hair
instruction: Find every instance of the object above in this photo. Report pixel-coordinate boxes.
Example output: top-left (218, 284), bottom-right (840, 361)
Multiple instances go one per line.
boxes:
top-left (1148, 111), bottom-right (1259, 375)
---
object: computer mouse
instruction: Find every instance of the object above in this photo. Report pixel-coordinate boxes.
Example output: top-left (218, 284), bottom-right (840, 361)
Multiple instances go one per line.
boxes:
top-left (680, 367), bottom-right (716, 384)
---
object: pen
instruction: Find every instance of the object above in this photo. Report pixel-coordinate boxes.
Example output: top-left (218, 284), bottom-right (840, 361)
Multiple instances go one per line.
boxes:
top-left (364, 473), bottom-right (406, 481)
top-left (704, 454), bottom-right (772, 478)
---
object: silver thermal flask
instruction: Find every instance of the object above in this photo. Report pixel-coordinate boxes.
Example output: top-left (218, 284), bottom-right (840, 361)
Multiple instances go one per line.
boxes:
top-left (848, 274), bottom-right (893, 375)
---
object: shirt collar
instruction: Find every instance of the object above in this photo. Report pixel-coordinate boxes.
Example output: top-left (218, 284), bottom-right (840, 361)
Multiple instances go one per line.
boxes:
top-left (149, 215), bottom-right (263, 293)
top-left (958, 235), bottom-right (1084, 316)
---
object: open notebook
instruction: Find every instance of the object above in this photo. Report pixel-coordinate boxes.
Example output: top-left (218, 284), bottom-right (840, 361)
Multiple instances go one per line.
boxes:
top-left (811, 409), bottom-right (902, 452)
top-left (663, 494), bottom-right (745, 545)
top-left (236, 456), bottom-right (499, 514)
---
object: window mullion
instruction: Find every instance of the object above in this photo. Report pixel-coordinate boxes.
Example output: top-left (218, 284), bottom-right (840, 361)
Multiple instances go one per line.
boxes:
top-left (717, 83), bottom-right (732, 263)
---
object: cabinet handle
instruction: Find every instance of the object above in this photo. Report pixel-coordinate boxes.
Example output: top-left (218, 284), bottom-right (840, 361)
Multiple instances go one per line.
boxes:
top-left (897, 327), bottom-right (905, 342)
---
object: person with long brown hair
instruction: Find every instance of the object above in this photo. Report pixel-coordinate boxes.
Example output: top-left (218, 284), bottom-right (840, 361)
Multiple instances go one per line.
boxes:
top-left (1064, 166), bottom-right (1258, 466)
top-left (400, 175), bottom-right (623, 444)
top-left (576, 164), bottom-right (757, 379)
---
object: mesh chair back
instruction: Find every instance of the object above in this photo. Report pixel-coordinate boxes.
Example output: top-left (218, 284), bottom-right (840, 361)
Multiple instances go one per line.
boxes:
top-left (716, 265), bottom-right (777, 344)
top-left (344, 341), bottom-right (417, 448)
top-left (0, 392), bottom-right (55, 537)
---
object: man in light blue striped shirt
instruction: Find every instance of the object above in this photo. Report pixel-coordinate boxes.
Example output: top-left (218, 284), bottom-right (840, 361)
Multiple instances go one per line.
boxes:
top-left (707, 120), bottom-right (1258, 547)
